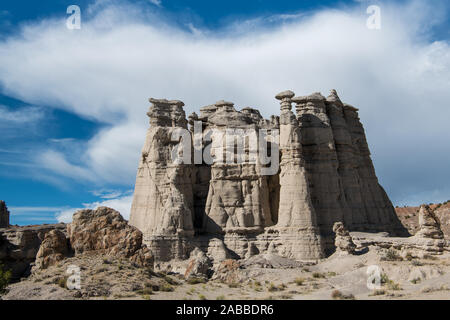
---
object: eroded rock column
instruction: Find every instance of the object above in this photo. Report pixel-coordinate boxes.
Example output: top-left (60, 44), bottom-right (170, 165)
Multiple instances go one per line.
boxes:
top-left (272, 90), bottom-right (324, 260)
top-left (129, 98), bottom-right (195, 261)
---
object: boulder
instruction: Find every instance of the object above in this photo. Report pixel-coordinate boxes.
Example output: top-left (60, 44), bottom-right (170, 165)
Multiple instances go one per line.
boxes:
top-left (184, 248), bottom-right (212, 279)
top-left (34, 229), bottom-right (69, 270)
top-left (67, 207), bottom-right (153, 267)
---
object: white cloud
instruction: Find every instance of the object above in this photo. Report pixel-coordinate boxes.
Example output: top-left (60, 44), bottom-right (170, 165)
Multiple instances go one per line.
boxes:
top-left (55, 193), bottom-right (133, 223)
top-left (0, 0), bottom-right (449, 205)
top-left (148, 0), bottom-right (162, 7)
top-left (0, 105), bottom-right (44, 123)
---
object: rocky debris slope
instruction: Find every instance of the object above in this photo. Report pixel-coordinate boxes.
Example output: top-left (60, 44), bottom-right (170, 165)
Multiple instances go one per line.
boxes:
top-left (66, 207), bottom-right (154, 267)
top-left (0, 223), bottom-right (66, 279)
top-left (0, 201), bottom-right (9, 228)
top-left (129, 89), bottom-right (407, 265)
top-left (2, 254), bottom-right (170, 300)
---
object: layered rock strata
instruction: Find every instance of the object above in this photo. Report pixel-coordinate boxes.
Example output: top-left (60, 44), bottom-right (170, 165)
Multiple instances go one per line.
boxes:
top-left (130, 90), bottom-right (408, 264)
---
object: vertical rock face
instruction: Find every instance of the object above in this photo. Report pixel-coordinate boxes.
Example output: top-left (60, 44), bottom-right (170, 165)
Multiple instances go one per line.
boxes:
top-left (130, 89), bottom-right (405, 263)
top-left (129, 99), bottom-right (195, 261)
top-left (274, 91), bottom-right (324, 260)
top-left (0, 200), bottom-right (9, 228)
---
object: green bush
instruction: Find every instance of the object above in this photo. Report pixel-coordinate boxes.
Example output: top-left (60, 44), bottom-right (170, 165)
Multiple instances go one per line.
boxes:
top-left (0, 263), bottom-right (12, 293)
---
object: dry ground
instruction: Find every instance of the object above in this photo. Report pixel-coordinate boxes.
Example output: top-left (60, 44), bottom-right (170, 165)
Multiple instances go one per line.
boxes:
top-left (2, 246), bottom-right (449, 300)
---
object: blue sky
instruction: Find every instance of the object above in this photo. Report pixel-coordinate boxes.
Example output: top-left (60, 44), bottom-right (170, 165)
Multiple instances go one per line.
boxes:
top-left (0, 0), bottom-right (449, 225)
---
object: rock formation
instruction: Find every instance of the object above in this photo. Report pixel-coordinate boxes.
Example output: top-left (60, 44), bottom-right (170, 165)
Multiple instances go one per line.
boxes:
top-left (333, 222), bottom-right (356, 255)
top-left (34, 230), bottom-right (69, 269)
top-left (0, 223), bottom-right (66, 279)
top-left (0, 201), bottom-right (9, 228)
top-left (129, 89), bottom-right (408, 265)
top-left (412, 204), bottom-right (445, 253)
top-left (68, 207), bottom-right (153, 267)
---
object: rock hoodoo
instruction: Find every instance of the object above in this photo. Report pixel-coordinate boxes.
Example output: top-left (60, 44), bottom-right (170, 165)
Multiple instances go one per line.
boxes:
top-left (130, 90), bottom-right (407, 264)
top-left (333, 222), bottom-right (356, 255)
top-left (412, 204), bottom-right (446, 254)
top-left (0, 200), bottom-right (9, 228)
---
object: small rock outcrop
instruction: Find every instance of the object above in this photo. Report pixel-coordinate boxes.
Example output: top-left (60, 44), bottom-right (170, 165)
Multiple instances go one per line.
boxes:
top-left (412, 204), bottom-right (445, 253)
top-left (0, 200), bottom-right (9, 228)
top-left (0, 224), bottom-right (66, 279)
top-left (184, 247), bottom-right (212, 279)
top-left (67, 207), bottom-right (153, 267)
top-left (34, 229), bottom-right (70, 270)
top-left (333, 222), bottom-right (356, 254)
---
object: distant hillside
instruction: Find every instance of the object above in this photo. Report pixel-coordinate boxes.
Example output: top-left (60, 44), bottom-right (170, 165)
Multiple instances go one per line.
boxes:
top-left (395, 200), bottom-right (450, 238)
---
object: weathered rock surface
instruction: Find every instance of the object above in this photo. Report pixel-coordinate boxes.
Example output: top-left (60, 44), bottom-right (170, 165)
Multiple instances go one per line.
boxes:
top-left (0, 223), bottom-right (66, 279)
top-left (184, 247), bottom-right (212, 279)
top-left (412, 205), bottom-right (446, 253)
top-left (68, 207), bottom-right (153, 267)
top-left (34, 230), bottom-right (70, 270)
top-left (0, 200), bottom-right (9, 228)
top-left (333, 222), bottom-right (356, 255)
top-left (129, 89), bottom-right (408, 265)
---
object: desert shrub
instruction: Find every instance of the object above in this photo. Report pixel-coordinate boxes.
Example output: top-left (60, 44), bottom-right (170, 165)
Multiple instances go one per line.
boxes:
top-left (198, 294), bottom-right (207, 300)
top-left (294, 278), bottom-right (304, 286)
top-left (312, 272), bottom-right (325, 278)
top-left (380, 273), bottom-right (390, 284)
top-left (331, 290), bottom-right (343, 299)
top-left (0, 263), bottom-right (12, 293)
top-left (216, 295), bottom-right (225, 300)
top-left (327, 272), bottom-right (337, 277)
top-left (331, 290), bottom-right (355, 300)
top-left (386, 280), bottom-right (402, 291)
top-left (164, 276), bottom-right (180, 285)
top-left (137, 287), bottom-right (153, 295)
top-left (370, 289), bottom-right (386, 296)
top-left (56, 276), bottom-right (68, 289)
top-left (160, 283), bottom-right (174, 292)
top-left (381, 249), bottom-right (402, 261)
top-left (187, 277), bottom-right (206, 285)
top-left (228, 282), bottom-right (240, 288)
top-left (267, 283), bottom-right (277, 292)
top-left (410, 278), bottom-right (421, 284)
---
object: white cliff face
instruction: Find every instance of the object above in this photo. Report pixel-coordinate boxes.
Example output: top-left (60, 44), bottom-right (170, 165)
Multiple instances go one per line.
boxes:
top-left (129, 90), bottom-right (408, 264)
